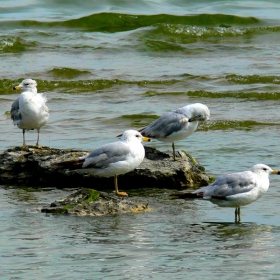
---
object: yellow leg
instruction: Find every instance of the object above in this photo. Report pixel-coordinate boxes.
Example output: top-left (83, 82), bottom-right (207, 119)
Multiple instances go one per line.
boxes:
top-left (114, 175), bottom-right (128, 196)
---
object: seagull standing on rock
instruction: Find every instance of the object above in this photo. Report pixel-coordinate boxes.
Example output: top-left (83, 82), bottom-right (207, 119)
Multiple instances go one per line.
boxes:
top-left (53, 130), bottom-right (150, 197)
top-left (11, 79), bottom-right (49, 147)
top-left (139, 103), bottom-right (210, 160)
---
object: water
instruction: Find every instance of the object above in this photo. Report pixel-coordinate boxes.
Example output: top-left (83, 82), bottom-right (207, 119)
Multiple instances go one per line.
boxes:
top-left (1, 0), bottom-right (280, 279)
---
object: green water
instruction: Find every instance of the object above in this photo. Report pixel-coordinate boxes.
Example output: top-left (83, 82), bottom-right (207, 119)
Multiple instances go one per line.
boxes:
top-left (1, 0), bottom-right (280, 279)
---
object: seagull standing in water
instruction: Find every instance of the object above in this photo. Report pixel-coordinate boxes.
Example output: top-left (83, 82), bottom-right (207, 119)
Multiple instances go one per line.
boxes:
top-left (172, 164), bottom-right (280, 223)
top-left (139, 103), bottom-right (210, 160)
top-left (11, 79), bottom-right (49, 147)
top-left (53, 130), bottom-right (150, 196)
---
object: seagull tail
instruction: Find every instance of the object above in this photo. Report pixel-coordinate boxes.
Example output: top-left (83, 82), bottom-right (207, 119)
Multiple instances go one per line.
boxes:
top-left (51, 158), bottom-right (84, 170)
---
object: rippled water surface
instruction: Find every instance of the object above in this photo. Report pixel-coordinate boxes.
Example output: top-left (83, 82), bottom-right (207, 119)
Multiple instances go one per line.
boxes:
top-left (1, 0), bottom-right (280, 279)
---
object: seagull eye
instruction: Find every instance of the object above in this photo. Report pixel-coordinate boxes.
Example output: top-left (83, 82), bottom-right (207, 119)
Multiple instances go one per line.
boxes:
top-left (24, 83), bottom-right (29, 86)
top-left (263, 168), bottom-right (267, 171)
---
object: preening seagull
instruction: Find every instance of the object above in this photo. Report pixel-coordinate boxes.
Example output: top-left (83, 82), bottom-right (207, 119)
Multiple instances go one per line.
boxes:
top-left (11, 79), bottom-right (49, 147)
top-left (139, 103), bottom-right (210, 160)
top-left (53, 130), bottom-right (150, 196)
top-left (172, 164), bottom-right (280, 223)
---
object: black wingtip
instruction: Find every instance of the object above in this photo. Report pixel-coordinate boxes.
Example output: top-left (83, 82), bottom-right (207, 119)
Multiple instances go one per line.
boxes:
top-left (170, 192), bottom-right (201, 199)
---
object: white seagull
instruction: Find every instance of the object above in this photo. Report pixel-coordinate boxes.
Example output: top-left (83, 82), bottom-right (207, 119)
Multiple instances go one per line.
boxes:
top-left (11, 79), bottom-right (49, 147)
top-left (139, 103), bottom-right (210, 160)
top-left (172, 164), bottom-right (280, 223)
top-left (53, 130), bottom-right (150, 196)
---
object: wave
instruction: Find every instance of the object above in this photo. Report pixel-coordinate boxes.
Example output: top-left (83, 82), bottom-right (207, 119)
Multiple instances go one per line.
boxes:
top-left (0, 76), bottom-right (184, 94)
top-left (1, 13), bottom-right (260, 33)
top-left (1, 74), bottom-right (280, 96)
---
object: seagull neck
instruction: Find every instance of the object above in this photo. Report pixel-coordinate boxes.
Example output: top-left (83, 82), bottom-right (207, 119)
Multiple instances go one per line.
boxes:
top-left (24, 88), bottom-right (37, 94)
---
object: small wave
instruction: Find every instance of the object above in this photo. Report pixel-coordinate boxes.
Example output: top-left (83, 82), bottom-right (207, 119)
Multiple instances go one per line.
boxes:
top-left (48, 68), bottom-right (92, 79)
top-left (226, 74), bottom-right (280, 84)
top-left (199, 120), bottom-right (279, 131)
top-left (143, 90), bottom-right (186, 97)
top-left (107, 114), bottom-right (159, 128)
top-left (0, 37), bottom-right (37, 52)
top-left (188, 90), bottom-right (280, 100)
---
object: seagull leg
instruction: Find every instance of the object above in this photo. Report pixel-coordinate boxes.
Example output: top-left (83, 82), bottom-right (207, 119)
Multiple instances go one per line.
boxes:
top-left (172, 142), bottom-right (184, 161)
top-left (35, 129), bottom-right (41, 147)
top-left (172, 142), bottom-right (176, 161)
top-left (235, 207), bottom-right (241, 223)
top-left (21, 129), bottom-right (27, 147)
top-left (114, 175), bottom-right (128, 196)
top-left (238, 207), bottom-right (241, 222)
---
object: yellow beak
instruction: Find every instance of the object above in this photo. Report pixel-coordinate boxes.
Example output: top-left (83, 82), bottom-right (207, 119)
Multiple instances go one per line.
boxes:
top-left (13, 85), bottom-right (21, 90)
top-left (272, 170), bottom-right (280, 175)
top-left (142, 137), bottom-right (150, 142)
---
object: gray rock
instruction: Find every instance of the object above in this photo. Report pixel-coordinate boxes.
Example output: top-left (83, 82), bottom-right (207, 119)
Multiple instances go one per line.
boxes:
top-left (41, 188), bottom-right (149, 216)
top-left (0, 145), bottom-right (211, 190)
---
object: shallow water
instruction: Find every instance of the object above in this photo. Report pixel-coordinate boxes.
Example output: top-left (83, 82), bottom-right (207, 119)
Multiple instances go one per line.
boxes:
top-left (1, 1), bottom-right (280, 279)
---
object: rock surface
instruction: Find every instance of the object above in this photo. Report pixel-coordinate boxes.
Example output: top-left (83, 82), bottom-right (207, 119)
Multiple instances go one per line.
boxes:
top-left (0, 145), bottom-right (211, 190)
top-left (41, 188), bottom-right (150, 216)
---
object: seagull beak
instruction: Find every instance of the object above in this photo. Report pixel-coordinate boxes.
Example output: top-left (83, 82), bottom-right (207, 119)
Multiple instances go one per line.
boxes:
top-left (272, 170), bottom-right (280, 175)
top-left (142, 137), bottom-right (150, 142)
top-left (13, 85), bottom-right (21, 90)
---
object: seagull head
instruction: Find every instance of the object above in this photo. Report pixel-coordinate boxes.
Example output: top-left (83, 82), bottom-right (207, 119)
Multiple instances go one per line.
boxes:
top-left (13, 79), bottom-right (37, 92)
top-left (251, 164), bottom-right (280, 176)
top-left (183, 103), bottom-right (210, 122)
top-left (120, 130), bottom-right (150, 143)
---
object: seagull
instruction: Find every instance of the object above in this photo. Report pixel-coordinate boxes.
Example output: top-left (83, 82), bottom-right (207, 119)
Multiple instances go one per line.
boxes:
top-left (139, 103), bottom-right (210, 160)
top-left (53, 130), bottom-right (150, 196)
top-left (11, 79), bottom-right (49, 147)
top-left (172, 164), bottom-right (280, 223)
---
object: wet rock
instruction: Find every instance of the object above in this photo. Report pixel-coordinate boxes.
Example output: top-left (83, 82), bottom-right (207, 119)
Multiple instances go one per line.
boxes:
top-left (0, 145), bottom-right (211, 190)
top-left (41, 188), bottom-right (149, 216)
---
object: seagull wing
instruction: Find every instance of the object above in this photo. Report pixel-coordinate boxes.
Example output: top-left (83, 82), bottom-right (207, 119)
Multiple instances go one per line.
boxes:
top-left (11, 97), bottom-right (21, 123)
top-left (139, 112), bottom-right (188, 138)
top-left (200, 171), bottom-right (257, 199)
top-left (82, 141), bottom-right (131, 169)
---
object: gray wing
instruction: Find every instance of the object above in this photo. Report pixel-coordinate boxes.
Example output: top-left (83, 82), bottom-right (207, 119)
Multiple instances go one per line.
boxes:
top-left (198, 171), bottom-right (256, 198)
top-left (82, 141), bottom-right (130, 169)
top-left (139, 112), bottom-right (188, 138)
top-left (11, 98), bottom-right (21, 122)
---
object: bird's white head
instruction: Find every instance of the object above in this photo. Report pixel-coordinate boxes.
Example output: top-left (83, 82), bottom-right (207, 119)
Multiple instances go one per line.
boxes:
top-left (183, 103), bottom-right (210, 122)
top-left (251, 164), bottom-right (280, 176)
top-left (120, 130), bottom-right (150, 143)
top-left (13, 79), bottom-right (37, 93)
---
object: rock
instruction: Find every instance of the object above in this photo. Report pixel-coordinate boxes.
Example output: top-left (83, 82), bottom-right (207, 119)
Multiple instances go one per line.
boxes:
top-left (41, 188), bottom-right (149, 216)
top-left (0, 145), bottom-right (211, 190)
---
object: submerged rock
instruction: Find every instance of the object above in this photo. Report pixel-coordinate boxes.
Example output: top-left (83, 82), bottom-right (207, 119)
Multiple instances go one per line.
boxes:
top-left (41, 188), bottom-right (149, 216)
top-left (0, 145), bottom-right (211, 190)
